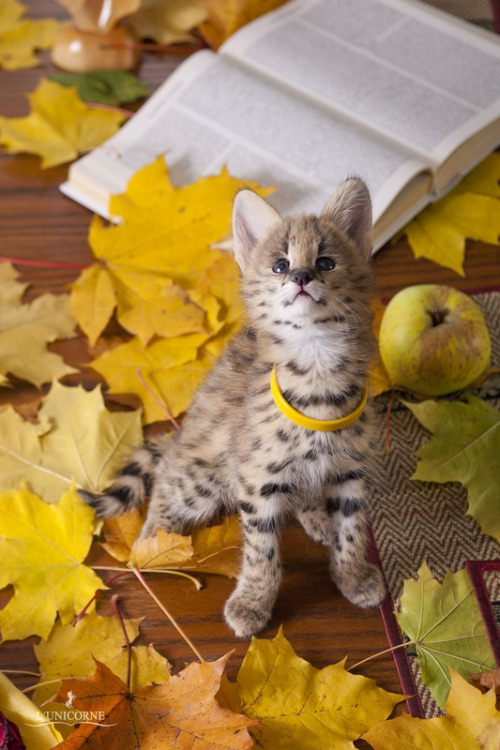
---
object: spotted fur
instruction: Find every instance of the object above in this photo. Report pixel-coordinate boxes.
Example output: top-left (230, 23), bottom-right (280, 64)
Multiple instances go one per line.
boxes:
top-left (81, 178), bottom-right (386, 638)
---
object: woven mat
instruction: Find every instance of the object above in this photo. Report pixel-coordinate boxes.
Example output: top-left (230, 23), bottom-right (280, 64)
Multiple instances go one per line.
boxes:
top-left (369, 291), bottom-right (500, 717)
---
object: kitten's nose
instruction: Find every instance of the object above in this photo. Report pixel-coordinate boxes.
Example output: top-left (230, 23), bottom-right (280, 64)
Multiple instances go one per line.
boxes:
top-left (290, 269), bottom-right (313, 286)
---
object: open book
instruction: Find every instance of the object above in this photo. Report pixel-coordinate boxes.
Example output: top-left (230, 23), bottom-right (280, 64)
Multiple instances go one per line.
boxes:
top-left (60, 0), bottom-right (500, 251)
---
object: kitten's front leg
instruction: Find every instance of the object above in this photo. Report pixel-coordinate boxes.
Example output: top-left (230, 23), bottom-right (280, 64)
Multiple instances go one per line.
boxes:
top-left (224, 505), bottom-right (282, 638)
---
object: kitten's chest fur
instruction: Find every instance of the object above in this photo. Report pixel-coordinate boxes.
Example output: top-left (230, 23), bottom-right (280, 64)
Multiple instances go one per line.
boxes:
top-left (177, 288), bottom-right (373, 508)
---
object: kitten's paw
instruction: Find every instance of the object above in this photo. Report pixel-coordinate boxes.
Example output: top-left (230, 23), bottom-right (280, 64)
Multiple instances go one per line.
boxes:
top-left (224, 595), bottom-right (271, 639)
top-left (139, 517), bottom-right (185, 539)
top-left (332, 561), bottom-right (386, 609)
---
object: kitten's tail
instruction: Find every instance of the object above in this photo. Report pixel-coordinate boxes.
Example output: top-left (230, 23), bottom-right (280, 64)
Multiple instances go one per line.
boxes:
top-left (79, 445), bottom-right (159, 518)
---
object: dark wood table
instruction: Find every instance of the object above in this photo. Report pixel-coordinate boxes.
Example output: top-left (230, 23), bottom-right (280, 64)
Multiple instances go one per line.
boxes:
top-left (1, 0), bottom-right (499, 714)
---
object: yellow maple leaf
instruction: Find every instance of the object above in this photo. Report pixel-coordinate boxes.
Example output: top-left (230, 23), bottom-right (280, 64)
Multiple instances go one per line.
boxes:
top-left (0, 382), bottom-right (143, 498)
top-left (0, 0), bottom-right (61, 70)
top-left (200, 0), bottom-right (291, 49)
top-left (130, 529), bottom-right (195, 569)
top-left (127, 0), bottom-right (208, 45)
top-left (127, 516), bottom-right (242, 578)
top-left (56, 0), bottom-right (140, 33)
top-left (89, 333), bottom-right (212, 424)
top-left (368, 298), bottom-right (392, 397)
top-left (101, 507), bottom-right (145, 562)
top-left (236, 628), bottom-right (404, 749)
top-left (0, 484), bottom-right (105, 641)
top-left (401, 153), bottom-right (500, 276)
top-left (71, 157), bottom-right (270, 344)
top-left (33, 612), bottom-right (170, 707)
top-left (0, 263), bottom-right (77, 387)
top-left (0, 78), bottom-right (126, 167)
top-left (363, 670), bottom-right (500, 750)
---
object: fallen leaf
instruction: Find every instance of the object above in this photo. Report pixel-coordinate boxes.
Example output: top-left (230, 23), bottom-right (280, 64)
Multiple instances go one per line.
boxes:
top-left (50, 658), bottom-right (255, 749)
top-left (470, 668), bottom-right (500, 703)
top-left (200, 0), bottom-right (290, 49)
top-left (128, 0), bottom-right (208, 45)
top-left (187, 517), bottom-right (242, 578)
top-left (50, 71), bottom-right (150, 105)
top-left (0, 263), bottom-right (77, 388)
top-left (368, 298), bottom-right (392, 397)
top-left (405, 395), bottom-right (500, 543)
top-left (71, 157), bottom-right (268, 345)
top-left (0, 484), bottom-right (105, 641)
top-left (0, 79), bottom-right (126, 168)
top-left (33, 612), bottom-right (170, 707)
top-left (363, 669), bottom-right (500, 750)
top-left (396, 562), bottom-right (496, 708)
top-left (55, 0), bottom-right (140, 33)
top-left (0, 0), bottom-right (61, 70)
top-left (89, 334), bottom-right (214, 423)
top-left (127, 516), bottom-right (242, 578)
top-left (0, 382), bottom-right (143, 498)
top-left (101, 508), bottom-right (145, 562)
top-left (0, 672), bottom-right (62, 750)
top-left (130, 529), bottom-right (195, 569)
top-left (236, 627), bottom-right (403, 749)
top-left (401, 153), bottom-right (500, 276)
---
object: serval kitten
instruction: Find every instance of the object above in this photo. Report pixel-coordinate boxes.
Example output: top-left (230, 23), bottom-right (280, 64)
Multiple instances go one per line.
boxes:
top-left (82, 178), bottom-right (386, 638)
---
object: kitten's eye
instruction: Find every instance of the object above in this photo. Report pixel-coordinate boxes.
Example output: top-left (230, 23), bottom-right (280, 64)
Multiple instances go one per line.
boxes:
top-left (316, 256), bottom-right (335, 272)
top-left (272, 259), bottom-right (290, 274)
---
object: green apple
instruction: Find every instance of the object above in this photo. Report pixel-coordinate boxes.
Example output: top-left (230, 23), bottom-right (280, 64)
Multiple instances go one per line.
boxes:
top-left (379, 284), bottom-right (491, 396)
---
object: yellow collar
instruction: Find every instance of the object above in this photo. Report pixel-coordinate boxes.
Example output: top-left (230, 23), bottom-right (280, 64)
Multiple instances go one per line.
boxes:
top-left (270, 364), bottom-right (367, 432)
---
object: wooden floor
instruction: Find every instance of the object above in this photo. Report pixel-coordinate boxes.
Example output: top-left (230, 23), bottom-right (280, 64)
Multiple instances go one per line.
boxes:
top-left (1, 0), bottom-right (499, 713)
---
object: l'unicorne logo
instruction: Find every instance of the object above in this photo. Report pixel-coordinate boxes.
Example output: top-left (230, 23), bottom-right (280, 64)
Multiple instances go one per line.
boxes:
top-left (27, 689), bottom-right (117, 728)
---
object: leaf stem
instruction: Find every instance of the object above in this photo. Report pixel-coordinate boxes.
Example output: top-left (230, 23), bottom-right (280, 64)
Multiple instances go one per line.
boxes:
top-left (0, 255), bottom-right (89, 270)
top-left (73, 570), bottom-right (129, 623)
top-left (92, 565), bottom-right (202, 588)
top-left (136, 368), bottom-right (181, 430)
top-left (110, 595), bottom-right (132, 690)
top-left (100, 41), bottom-right (204, 55)
top-left (22, 677), bottom-right (66, 694)
top-left (130, 564), bottom-right (205, 663)
top-left (348, 640), bottom-right (415, 672)
top-left (2, 669), bottom-right (41, 678)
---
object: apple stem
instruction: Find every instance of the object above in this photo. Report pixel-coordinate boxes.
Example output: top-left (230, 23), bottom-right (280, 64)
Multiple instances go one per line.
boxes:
top-left (384, 389), bottom-right (396, 453)
top-left (428, 307), bottom-right (448, 327)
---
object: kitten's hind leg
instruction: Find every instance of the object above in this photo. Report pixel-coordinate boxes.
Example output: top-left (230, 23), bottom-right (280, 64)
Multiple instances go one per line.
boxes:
top-left (140, 459), bottom-right (228, 539)
top-left (329, 495), bottom-right (385, 609)
top-left (297, 485), bottom-right (385, 608)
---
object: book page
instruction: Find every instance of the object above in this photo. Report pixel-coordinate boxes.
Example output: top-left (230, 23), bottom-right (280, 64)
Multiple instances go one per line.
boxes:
top-left (62, 51), bottom-right (429, 250)
top-left (222, 0), bottom-right (500, 164)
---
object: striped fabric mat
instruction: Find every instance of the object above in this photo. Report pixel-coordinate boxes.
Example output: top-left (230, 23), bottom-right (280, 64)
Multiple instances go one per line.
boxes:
top-left (369, 291), bottom-right (500, 717)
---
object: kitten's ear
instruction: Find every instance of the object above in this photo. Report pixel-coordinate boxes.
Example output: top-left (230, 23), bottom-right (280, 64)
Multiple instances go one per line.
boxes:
top-left (233, 190), bottom-right (282, 271)
top-left (322, 178), bottom-right (372, 259)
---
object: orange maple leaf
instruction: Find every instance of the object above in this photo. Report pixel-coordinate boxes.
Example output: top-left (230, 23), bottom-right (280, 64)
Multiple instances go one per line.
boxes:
top-left (51, 658), bottom-right (255, 749)
top-left (200, 0), bottom-right (290, 48)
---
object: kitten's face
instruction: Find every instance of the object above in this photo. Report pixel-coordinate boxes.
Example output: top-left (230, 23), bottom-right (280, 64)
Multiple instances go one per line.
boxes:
top-left (242, 214), bottom-right (372, 332)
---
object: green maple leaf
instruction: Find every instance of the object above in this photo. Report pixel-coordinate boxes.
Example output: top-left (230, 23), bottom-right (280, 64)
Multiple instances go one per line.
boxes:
top-left (396, 563), bottom-right (496, 709)
top-left (50, 71), bottom-right (150, 106)
top-left (405, 395), bottom-right (500, 543)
